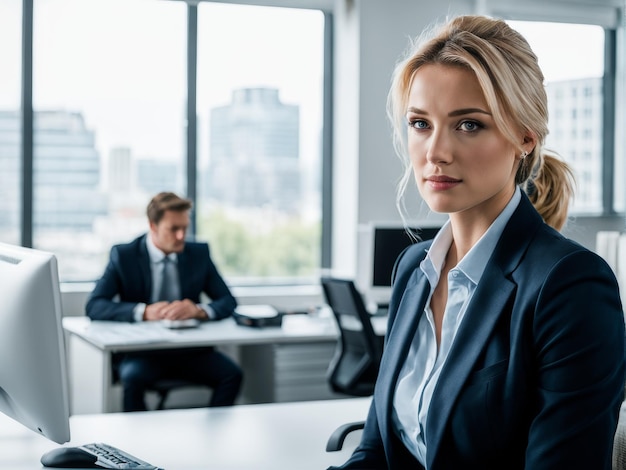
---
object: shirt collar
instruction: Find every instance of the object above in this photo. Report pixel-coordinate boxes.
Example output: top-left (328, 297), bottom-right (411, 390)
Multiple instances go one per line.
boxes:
top-left (421, 187), bottom-right (521, 286)
top-left (145, 234), bottom-right (177, 264)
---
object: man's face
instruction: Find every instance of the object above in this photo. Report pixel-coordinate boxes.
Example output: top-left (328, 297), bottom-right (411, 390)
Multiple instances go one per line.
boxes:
top-left (149, 210), bottom-right (189, 254)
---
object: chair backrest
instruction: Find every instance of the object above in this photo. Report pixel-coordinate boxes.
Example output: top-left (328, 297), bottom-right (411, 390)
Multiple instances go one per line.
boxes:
top-left (613, 400), bottom-right (626, 469)
top-left (321, 277), bottom-right (384, 396)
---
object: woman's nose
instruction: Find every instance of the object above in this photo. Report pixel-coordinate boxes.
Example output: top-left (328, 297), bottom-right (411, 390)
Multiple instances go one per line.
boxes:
top-left (425, 129), bottom-right (453, 165)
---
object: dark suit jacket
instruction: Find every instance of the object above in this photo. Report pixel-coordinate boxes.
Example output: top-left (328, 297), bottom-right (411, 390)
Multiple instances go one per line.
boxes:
top-left (334, 193), bottom-right (626, 470)
top-left (85, 235), bottom-right (237, 322)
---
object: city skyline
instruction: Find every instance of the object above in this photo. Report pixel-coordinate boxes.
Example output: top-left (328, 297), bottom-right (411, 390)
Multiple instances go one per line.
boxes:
top-left (0, 1), bottom-right (324, 171)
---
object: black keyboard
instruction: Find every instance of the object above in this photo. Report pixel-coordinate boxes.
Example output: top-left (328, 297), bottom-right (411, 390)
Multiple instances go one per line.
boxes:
top-left (79, 442), bottom-right (162, 469)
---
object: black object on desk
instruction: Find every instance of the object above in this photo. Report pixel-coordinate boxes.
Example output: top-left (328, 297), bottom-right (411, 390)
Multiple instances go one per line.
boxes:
top-left (233, 305), bottom-right (283, 327)
top-left (41, 442), bottom-right (162, 469)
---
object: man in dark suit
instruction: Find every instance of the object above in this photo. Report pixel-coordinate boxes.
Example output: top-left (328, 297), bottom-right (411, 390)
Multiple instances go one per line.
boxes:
top-left (86, 192), bottom-right (243, 412)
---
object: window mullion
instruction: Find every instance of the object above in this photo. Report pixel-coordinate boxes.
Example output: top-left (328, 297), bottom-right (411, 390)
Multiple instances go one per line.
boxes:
top-left (602, 27), bottom-right (616, 216)
top-left (187, 3), bottom-right (198, 236)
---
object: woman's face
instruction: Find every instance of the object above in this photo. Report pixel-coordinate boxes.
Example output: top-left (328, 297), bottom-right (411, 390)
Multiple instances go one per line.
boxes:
top-left (406, 63), bottom-right (521, 221)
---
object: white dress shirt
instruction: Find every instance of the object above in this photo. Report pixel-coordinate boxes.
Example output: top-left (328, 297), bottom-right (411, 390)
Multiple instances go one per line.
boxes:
top-left (392, 188), bottom-right (521, 466)
top-left (132, 235), bottom-right (214, 322)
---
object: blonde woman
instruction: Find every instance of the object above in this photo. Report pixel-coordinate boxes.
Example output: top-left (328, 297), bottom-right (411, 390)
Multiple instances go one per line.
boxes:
top-left (330, 15), bottom-right (625, 470)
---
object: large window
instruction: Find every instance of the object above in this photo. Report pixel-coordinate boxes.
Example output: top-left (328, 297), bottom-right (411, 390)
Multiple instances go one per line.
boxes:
top-left (0, 1), bottom-right (22, 246)
top-left (196, 4), bottom-right (324, 285)
top-left (8, 0), bottom-right (327, 284)
top-left (508, 21), bottom-right (610, 215)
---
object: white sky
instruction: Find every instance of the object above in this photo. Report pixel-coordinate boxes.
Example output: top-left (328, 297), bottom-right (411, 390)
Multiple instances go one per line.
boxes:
top-left (508, 20), bottom-right (605, 82)
top-left (0, 3), bottom-right (605, 162)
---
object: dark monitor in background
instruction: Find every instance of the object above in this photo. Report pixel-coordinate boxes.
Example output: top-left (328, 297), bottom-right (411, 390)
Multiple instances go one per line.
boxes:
top-left (357, 222), bottom-right (443, 309)
top-left (372, 225), bottom-right (441, 287)
top-left (0, 242), bottom-right (70, 444)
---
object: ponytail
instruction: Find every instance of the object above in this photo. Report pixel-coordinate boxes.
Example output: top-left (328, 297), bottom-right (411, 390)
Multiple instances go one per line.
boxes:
top-left (519, 148), bottom-right (575, 231)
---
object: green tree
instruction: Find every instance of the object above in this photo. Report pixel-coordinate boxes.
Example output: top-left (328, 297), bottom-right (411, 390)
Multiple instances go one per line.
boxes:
top-left (198, 208), bottom-right (320, 279)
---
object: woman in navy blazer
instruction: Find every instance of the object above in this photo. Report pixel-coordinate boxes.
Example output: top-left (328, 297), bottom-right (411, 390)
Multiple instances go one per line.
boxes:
top-left (331, 16), bottom-right (625, 470)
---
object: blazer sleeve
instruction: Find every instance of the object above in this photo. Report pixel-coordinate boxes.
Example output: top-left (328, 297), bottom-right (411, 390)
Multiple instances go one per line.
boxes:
top-left (85, 245), bottom-right (139, 322)
top-left (523, 249), bottom-right (625, 469)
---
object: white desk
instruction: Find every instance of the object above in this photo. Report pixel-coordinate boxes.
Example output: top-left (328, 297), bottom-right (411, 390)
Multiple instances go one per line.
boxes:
top-left (63, 313), bottom-right (342, 350)
top-left (64, 313), bottom-right (388, 414)
top-left (0, 397), bottom-right (371, 470)
top-left (64, 314), bottom-right (356, 414)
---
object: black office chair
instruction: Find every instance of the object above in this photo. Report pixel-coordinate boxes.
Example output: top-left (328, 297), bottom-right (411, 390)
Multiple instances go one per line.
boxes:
top-left (321, 277), bottom-right (384, 397)
top-left (112, 354), bottom-right (209, 411)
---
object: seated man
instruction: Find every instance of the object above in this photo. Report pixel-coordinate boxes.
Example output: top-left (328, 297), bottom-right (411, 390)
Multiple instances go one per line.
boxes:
top-left (86, 192), bottom-right (243, 412)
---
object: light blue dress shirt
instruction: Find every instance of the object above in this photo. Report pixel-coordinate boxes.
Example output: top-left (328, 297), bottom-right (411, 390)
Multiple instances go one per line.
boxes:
top-left (392, 188), bottom-right (521, 466)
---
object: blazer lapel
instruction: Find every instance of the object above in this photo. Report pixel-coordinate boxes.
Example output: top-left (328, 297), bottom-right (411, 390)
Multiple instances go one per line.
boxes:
top-left (377, 268), bottom-right (431, 443)
top-left (424, 193), bottom-right (543, 468)
top-left (137, 235), bottom-right (153, 300)
top-left (424, 264), bottom-right (515, 467)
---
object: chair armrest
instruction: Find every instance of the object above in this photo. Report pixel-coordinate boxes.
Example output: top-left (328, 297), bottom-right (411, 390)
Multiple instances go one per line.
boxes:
top-left (326, 421), bottom-right (365, 452)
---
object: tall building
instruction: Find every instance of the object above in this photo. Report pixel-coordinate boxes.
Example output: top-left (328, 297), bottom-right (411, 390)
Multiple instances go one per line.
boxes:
top-left (545, 77), bottom-right (603, 213)
top-left (207, 87), bottom-right (300, 212)
top-left (109, 147), bottom-right (133, 193)
top-left (136, 158), bottom-right (181, 196)
top-left (0, 109), bottom-right (106, 233)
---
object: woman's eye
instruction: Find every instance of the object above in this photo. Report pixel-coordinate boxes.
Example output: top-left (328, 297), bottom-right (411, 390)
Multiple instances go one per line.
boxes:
top-left (409, 119), bottom-right (428, 130)
top-left (459, 120), bottom-right (481, 132)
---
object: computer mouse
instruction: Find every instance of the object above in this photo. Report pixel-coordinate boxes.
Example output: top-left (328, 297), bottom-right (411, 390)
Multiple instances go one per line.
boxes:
top-left (40, 446), bottom-right (99, 468)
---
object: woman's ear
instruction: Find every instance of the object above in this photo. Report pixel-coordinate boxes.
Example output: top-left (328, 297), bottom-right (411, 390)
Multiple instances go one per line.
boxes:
top-left (521, 131), bottom-right (537, 156)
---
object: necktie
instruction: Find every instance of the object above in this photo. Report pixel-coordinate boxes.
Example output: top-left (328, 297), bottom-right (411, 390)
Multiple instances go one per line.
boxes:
top-left (158, 256), bottom-right (178, 302)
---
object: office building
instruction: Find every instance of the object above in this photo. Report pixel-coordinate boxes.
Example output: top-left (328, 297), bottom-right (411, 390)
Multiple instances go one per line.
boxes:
top-left (108, 147), bottom-right (133, 193)
top-left (546, 77), bottom-right (603, 213)
top-left (207, 87), bottom-right (301, 213)
top-left (136, 158), bottom-right (181, 196)
top-left (3, 1), bottom-right (626, 469)
top-left (0, 109), bottom-right (106, 233)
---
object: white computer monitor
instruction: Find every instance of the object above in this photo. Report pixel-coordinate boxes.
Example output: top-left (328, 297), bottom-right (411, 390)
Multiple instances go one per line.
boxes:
top-left (356, 221), bottom-right (443, 309)
top-left (0, 242), bottom-right (70, 444)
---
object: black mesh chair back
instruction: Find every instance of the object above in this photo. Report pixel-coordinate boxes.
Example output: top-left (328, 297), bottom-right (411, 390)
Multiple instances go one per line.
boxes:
top-left (321, 277), bottom-right (384, 397)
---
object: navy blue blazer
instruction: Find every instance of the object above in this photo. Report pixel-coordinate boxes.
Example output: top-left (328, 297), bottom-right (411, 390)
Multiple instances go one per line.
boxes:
top-left (85, 235), bottom-right (237, 322)
top-left (334, 193), bottom-right (626, 470)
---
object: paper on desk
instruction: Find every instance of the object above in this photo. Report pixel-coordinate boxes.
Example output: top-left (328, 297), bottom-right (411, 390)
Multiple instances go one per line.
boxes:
top-left (87, 321), bottom-right (177, 344)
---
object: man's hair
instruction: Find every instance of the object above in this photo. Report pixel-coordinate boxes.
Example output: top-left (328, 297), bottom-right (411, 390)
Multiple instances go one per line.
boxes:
top-left (146, 192), bottom-right (193, 225)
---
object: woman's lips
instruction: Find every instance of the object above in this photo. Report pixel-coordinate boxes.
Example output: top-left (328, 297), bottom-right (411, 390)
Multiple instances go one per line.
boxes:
top-left (426, 175), bottom-right (461, 191)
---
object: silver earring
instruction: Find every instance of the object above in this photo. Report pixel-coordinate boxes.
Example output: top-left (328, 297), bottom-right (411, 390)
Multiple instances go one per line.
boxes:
top-left (520, 151), bottom-right (528, 159)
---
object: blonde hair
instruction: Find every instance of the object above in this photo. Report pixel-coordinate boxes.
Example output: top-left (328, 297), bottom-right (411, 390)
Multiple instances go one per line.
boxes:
top-left (388, 15), bottom-right (574, 230)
